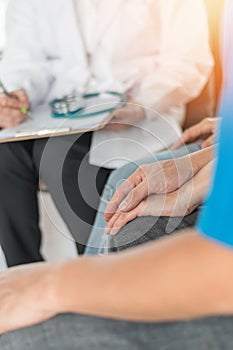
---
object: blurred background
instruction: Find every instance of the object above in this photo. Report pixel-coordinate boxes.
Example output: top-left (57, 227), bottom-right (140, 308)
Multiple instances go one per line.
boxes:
top-left (0, 0), bottom-right (7, 55)
top-left (0, 0), bottom-right (76, 271)
top-left (0, 0), bottom-right (7, 269)
top-left (0, 0), bottom-right (223, 271)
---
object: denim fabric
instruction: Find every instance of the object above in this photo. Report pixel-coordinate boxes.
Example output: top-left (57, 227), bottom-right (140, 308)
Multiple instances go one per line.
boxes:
top-left (85, 143), bottom-right (201, 255)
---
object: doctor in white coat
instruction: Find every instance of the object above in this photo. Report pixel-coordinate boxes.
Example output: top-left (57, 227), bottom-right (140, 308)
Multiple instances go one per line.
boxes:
top-left (0, 0), bottom-right (213, 266)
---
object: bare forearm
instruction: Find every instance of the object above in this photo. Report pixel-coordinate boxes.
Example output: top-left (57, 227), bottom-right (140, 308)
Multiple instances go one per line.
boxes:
top-left (179, 146), bottom-right (214, 180)
top-left (53, 230), bottom-right (233, 322)
top-left (178, 160), bottom-right (213, 216)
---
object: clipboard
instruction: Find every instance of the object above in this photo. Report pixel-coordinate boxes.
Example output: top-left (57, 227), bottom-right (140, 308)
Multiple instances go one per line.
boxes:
top-left (0, 92), bottom-right (126, 143)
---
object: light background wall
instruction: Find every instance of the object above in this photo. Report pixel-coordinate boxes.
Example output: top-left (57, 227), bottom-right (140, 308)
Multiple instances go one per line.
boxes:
top-left (0, 0), bottom-right (8, 52)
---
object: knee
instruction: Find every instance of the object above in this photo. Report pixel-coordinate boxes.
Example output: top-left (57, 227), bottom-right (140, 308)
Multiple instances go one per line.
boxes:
top-left (0, 142), bottom-right (34, 185)
top-left (0, 143), bottom-right (15, 179)
top-left (107, 161), bottom-right (139, 193)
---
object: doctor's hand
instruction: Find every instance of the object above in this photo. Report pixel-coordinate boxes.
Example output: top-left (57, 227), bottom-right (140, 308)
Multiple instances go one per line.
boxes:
top-left (172, 117), bottom-right (220, 150)
top-left (105, 101), bottom-right (145, 132)
top-left (0, 89), bottom-right (29, 128)
top-left (105, 161), bottom-right (212, 236)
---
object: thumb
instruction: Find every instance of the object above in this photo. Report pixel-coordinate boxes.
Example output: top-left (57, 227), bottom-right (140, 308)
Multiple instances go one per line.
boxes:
top-left (119, 180), bottom-right (149, 212)
top-left (12, 90), bottom-right (29, 107)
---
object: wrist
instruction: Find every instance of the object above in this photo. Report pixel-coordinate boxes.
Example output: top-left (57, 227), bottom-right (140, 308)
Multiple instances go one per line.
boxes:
top-left (176, 147), bottom-right (214, 186)
top-left (190, 147), bottom-right (214, 174)
top-left (50, 259), bottom-right (89, 315)
top-left (42, 262), bottom-right (70, 315)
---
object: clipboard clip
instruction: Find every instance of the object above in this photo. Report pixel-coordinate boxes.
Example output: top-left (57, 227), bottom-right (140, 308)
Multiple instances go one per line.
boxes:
top-left (15, 128), bottom-right (71, 138)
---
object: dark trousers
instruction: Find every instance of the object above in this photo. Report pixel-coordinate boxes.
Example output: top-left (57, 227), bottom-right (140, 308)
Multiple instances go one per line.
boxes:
top-left (0, 133), bottom-right (111, 267)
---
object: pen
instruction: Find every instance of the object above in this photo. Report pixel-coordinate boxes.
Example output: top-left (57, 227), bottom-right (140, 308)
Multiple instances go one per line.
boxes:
top-left (0, 80), bottom-right (30, 116)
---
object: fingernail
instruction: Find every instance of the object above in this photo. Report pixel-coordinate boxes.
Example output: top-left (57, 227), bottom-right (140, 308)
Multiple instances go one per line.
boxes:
top-left (105, 227), bottom-right (111, 235)
top-left (110, 229), bottom-right (116, 236)
top-left (119, 199), bottom-right (128, 211)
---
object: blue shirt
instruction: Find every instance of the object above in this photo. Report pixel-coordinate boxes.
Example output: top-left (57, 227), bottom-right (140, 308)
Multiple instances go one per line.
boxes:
top-left (197, 0), bottom-right (233, 247)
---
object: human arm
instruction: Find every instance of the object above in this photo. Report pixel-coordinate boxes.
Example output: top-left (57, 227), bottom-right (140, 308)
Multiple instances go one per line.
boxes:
top-left (134, 0), bottom-right (213, 119)
top-left (1, 228), bottom-right (233, 334)
top-left (105, 146), bottom-right (214, 222)
top-left (0, 0), bottom-right (52, 107)
top-left (172, 117), bottom-right (220, 150)
top-left (105, 101), bottom-right (146, 131)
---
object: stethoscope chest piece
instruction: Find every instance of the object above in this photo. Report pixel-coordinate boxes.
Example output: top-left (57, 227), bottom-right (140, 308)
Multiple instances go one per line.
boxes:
top-left (50, 94), bottom-right (86, 117)
top-left (50, 91), bottom-right (127, 119)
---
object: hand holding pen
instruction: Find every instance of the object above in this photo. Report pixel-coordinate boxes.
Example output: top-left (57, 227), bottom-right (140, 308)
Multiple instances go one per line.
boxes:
top-left (0, 82), bottom-right (30, 128)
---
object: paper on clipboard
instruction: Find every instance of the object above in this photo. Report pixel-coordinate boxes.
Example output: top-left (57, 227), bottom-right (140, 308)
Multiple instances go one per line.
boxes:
top-left (0, 92), bottom-right (121, 142)
top-left (0, 106), bottom-right (111, 142)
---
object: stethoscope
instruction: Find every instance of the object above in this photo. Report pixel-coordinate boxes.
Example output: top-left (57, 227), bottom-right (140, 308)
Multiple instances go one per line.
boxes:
top-left (50, 91), bottom-right (127, 119)
top-left (50, 1), bottom-right (127, 119)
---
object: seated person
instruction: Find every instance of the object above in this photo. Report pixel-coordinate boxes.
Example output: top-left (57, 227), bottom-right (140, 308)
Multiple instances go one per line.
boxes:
top-left (0, 5), bottom-right (232, 348)
top-left (86, 117), bottom-right (218, 254)
top-left (0, 32), bottom-right (233, 348)
top-left (0, 0), bottom-right (212, 267)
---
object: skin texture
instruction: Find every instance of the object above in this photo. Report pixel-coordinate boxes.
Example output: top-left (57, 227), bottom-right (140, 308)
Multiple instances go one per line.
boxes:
top-left (1, 230), bottom-right (233, 335)
top-left (104, 147), bottom-right (213, 224)
top-left (105, 160), bottom-right (213, 236)
top-left (0, 89), bottom-right (29, 128)
top-left (105, 101), bottom-right (146, 131)
top-left (172, 117), bottom-right (220, 150)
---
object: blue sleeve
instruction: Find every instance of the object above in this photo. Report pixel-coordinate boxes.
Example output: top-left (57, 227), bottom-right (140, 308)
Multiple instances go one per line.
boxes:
top-left (197, 104), bottom-right (233, 246)
top-left (197, 1), bottom-right (233, 246)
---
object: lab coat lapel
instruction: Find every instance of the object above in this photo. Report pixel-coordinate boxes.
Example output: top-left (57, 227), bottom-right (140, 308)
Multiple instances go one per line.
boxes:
top-left (52, 0), bottom-right (87, 65)
top-left (95, 0), bottom-right (124, 44)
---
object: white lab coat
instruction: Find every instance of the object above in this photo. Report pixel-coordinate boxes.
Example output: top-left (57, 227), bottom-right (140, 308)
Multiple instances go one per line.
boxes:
top-left (0, 0), bottom-right (213, 168)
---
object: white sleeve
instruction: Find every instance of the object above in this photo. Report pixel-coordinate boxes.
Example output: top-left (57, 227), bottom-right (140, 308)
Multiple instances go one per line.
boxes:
top-left (135, 0), bottom-right (214, 120)
top-left (0, 0), bottom-right (52, 107)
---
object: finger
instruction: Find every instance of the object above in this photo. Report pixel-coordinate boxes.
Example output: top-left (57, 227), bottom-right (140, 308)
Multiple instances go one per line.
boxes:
top-left (172, 137), bottom-right (186, 150)
top-left (1, 119), bottom-right (25, 128)
top-left (108, 109), bottom-right (121, 122)
top-left (105, 123), bottom-right (128, 132)
top-left (109, 107), bottom-right (132, 123)
top-left (105, 211), bottom-right (122, 234)
top-left (0, 108), bottom-right (26, 127)
top-left (201, 135), bottom-right (215, 149)
top-left (105, 184), bottom-right (133, 223)
top-left (118, 179), bottom-right (149, 212)
top-left (105, 110), bottom-right (125, 130)
top-left (104, 170), bottom-right (143, 222)
top-left (2, 107), bottom-right (26, 120)
top-left (172, 127), bottom-right (200, 150)
top-left (108, 207), bottom-right (139, 236)
top-left (0, 95), bottom-right (22, 109)
top-left (12, 90), bottom-right (30, 108)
